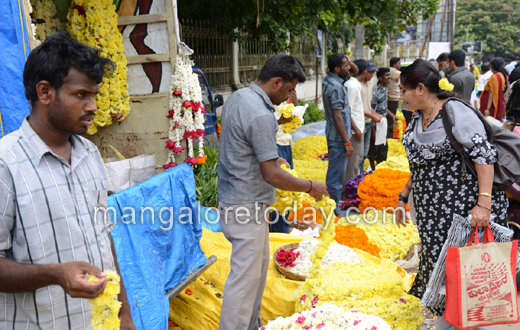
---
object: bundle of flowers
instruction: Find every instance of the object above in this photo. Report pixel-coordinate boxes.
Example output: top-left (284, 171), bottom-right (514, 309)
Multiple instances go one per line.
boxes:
top-left (387, 139), bottom-right (407, 158)
top-left (87, 270), bottom-right (122, 330)
top-left (375, 155), bottom-right (410, 172)
top-left (392, 111), bottom-right (407, 140)
top-left (279, 103), bottom-right (303, 134)
top-left (357, 169), bottom-right (409, 212)
top-left (295, 263), bottom-right (423, 330)
top-left (276, 248), bottom-right (300, 268)
top-left (67, 0), bottom-right (131, 135)
top-left (343, 171), bottom-right (372, 201)
top-left (290, 239), bottom-right (362, 276)
top-left (163, 56), bottom-right (206, 168)
top-left (334, 225), bottom-right (381, 258)
top-left (271, 164), bottom-right (304, 215)
top-left (343, 211), bottom-right (420, 261)
top-left (30, 0), bottom-right (61, 41)
top-left (260, 303), bottom-right (391, 330)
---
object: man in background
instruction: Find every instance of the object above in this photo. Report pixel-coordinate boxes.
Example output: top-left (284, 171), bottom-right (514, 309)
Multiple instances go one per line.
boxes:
top-left (437, 52), bottom-right (450, 78)
top-left (387, 57), bottom-right (401, 138)
top-left (448, 49), bottom-right (475, 101)
top-left (505, 56), bottom-right (517, 75)
top-left (358, 60), bottom-right (384, 172)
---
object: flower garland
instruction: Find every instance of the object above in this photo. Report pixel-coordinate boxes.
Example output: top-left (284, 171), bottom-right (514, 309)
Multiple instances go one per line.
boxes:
top-left (261, 303), bottom-right (392, 330)
top-left (334, 225), bottom-right (381, 258)
top-left (164, 56), bottom-right (206, 169)
top-left (279, 103), bottom-right (303, 133)
top-left (439, 78), bottom-right (454, 91)
top-left (67, 0), bottom-right (131, 135)
top-left (30, 0), bottom-right (61, 41)
top-left (271, 164), bottom-right (304, 215)
top-left (87, 270), bottom-right (122, 330)
top-left (357, 169), bottom-right (410, 212)
top-left (392, 111), bottom-right (407, 140)
top-left (344, 211), bottom-right (421, 261)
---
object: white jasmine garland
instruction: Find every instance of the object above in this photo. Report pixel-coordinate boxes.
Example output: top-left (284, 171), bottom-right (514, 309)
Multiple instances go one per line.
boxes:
top-left (165, 56), bottom-right (205, 168)
top-left (291, 240), bottom-right (362, 276)
top-left (260, 303), bottom-right (391, 330)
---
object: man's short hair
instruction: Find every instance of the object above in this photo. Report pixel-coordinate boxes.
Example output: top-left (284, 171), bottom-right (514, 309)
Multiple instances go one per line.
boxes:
top-left (448, 50), bottom-right (466, 67)
top-left (436, 52), bottom-right (449, 62)
top-left (23, 31), bottom-right (114, 107)
top-left (377, 67), bottom-right (390, 79)
top-left (505, 57), bottom-right (512, 63)
top-left (258, 54), bottom-right (306, 83)
top-left (390, 57), bottom-right (401, 67)
top-left (327, 53), bottom-right (346, 73)
top-left (353, 59), bottom-right (367, 77)
top-left (516, 57), bottom-right (520, 61)
top-left (481, 64), bottom-right (490, 72)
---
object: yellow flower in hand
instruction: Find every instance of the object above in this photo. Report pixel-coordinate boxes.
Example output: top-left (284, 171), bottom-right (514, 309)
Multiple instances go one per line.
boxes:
top-left (438, 78), bottom-right (454, 92)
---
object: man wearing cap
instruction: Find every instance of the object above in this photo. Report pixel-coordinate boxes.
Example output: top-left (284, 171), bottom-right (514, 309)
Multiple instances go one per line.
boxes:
top-left (358, 60), bottom-right (384, 172)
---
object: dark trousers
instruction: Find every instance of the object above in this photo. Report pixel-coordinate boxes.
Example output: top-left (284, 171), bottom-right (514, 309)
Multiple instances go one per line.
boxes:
top-left (269, 145), bottom-right (293, 233)
top-left (387, 100), bottom-right (399, 138)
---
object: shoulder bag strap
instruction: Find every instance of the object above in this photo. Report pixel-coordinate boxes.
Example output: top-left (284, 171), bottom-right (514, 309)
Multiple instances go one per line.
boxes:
top-left (441, 98), bottom-right (478, 179)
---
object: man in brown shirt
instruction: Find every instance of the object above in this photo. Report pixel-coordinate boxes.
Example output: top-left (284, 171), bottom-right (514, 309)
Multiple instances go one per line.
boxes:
top-left (387, 57), bottom-right (401, 138)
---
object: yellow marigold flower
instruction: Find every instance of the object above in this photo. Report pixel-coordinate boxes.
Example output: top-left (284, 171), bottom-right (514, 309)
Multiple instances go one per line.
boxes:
top-left (438, 78), bottom-right (454, 92)
top-left (87, 270), bottom-right (122, 330)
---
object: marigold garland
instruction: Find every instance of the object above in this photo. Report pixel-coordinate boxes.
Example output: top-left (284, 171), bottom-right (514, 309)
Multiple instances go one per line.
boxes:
top-left (392, 111), bottom-right (407, 140)
top-left (87, 270), bottom-right (122, 330)
top-left (30, 0), bottom-right (61, 42)
top-left (67, 0), bottom-right (131, 135)
top-left (334, 225), bottom-right (381, 258)
top-left (357, 168), bottom-right (410, 212)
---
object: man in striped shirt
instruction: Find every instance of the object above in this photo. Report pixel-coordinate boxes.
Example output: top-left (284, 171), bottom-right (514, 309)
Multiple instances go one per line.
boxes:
top-left (0, 31), bottom-right (135, 329)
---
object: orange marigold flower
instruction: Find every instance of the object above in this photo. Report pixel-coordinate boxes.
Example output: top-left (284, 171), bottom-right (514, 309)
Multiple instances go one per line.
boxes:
top-left (185, 288), bottom-right (193, 295)
top-left (196, 154), bottom-right (207, 164)
top-left (357, 169), bottom-right (410, 212)
top-left (334, 225), bottom-right (381, 258)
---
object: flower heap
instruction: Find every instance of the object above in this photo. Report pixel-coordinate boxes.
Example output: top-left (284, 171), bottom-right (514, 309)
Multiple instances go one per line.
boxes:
top-left (289, 239), bottom-right (362, 276)
top-left (293, 136), bottom-right (328, 183)
top-left (357, 168), bottom-right (410, 212)
top-left (387, 138), bottom-right (407, 158)
top-left (163, 56), bottom-right (206, 169)
top-left (261, 303), bottom-right (391, 330)
top-left (295, 262), bottom-right (423, 330)
top-left (334, 225), bottom-right (381, 258)
top-left (343, 211), bottom-right (421, 261)
top-left (271, 164), bottom-right (304, 215)
top-left (375, 155), bottom-right (410, 172)
top-left (340, 171), bottom-right (372, 209)
top-left (87, 270), bottom-right (122, 330)
top-left (279, 103), bottom-right (303, 134)
top-left (30, 0), bottom-right (61, 41)
top-left (67, 0), bottom-right (131, 135)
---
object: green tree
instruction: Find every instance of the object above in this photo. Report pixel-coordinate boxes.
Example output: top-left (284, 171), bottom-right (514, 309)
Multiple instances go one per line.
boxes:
top-left (455, 0), bottom-right (520, 55)
top-left (178, 0), bottom-right (439, 53)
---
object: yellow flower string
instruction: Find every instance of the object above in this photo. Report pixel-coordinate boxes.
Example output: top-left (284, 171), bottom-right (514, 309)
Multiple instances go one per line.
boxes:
top-left (279, 103), bottom-right (303, 134)
top-left (67, 0), bottom-right (131, 135)
top-left (87, 270), bottom-right (122, 330)
top-left (30, 0), bottom-right (61, 42)
top-left (271, 164), bottom-right (304, 215)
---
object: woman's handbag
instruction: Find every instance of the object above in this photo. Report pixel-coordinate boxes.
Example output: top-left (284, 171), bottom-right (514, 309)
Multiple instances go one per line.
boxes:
top-left (444, 225), bottom-right (519, 329)
top-left (441, 97), bottom-right (520, 191)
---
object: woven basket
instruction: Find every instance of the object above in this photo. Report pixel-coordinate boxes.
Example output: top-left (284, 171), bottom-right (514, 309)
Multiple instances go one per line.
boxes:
top-left (273, 243), bottom-right (307, 281)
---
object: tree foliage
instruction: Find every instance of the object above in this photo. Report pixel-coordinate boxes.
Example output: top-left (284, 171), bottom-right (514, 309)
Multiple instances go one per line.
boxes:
top-left (178, 0), bottom-right (440, 52)
top-left (455, 0), bottom-right (520, 55)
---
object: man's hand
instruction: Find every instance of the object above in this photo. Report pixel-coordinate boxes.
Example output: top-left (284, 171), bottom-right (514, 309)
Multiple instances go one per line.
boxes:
top-left (55, 261), bottom-right (106, 299)
top-left (288, 90), bottom-right (298, 106)
top-left (354, 131), bottom-right (362, 141)
top-left (277, 115), bottom-right (295, 125)
top-left (390, 113), bottom-right (399, 123)
top-left (345, 145), bottom-right (354, 157)
top-left (372, 113), bottom-right (384, 123)
top-left (309, 181), bottom-right (328, 201)
top-left (277, 157), bottom-right (291, 169)
top-left (484, 109), bottom-right (491, 117)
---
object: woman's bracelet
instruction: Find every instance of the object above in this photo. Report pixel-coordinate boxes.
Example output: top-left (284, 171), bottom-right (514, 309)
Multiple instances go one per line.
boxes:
top-left (476, 204), bottom-right (492, 212)
top-left (398, 194), bottom-right (409, 204)
top-left (478, 193), bottom-right (492, 199)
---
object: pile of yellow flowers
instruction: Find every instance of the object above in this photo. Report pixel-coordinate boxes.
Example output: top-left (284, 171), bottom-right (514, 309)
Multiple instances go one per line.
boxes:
top-left (279, 103), bottom-right (303, 134)
top-left (271, 164), bottom-right (304, 215)
top-left (67, 0), bottom-right (131, 135)
top-left (30, 0), bottom-right (61, 41)
top-left (387, 138), bottom-right (407, 158)
top-left (295, 262), bottom-right (423, 330)
top-left (375, 155), bottom-right (410, 172)
top-left (343, 211), bottom-right (421, 261)
top-left (292, 136), bottom-right (328, 183)
top-left (87, 270), bottom-right (122, 330)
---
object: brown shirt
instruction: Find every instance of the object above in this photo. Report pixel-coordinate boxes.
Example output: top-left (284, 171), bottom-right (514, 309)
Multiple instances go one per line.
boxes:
top-left (388, 67), bottom-right (401, 101)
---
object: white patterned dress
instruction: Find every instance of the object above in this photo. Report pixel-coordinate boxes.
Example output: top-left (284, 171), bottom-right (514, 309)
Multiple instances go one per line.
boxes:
top-left (402, 99), bottom-right (508, 315)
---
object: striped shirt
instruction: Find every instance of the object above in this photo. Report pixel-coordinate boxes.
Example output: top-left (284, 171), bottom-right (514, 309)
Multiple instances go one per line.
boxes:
top-left (0, 118), bottom-right (115, 329)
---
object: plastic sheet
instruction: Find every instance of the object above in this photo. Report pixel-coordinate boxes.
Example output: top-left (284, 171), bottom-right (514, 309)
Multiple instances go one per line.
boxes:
top-left (292, 121), bottom-right (326, 141)
top-left (109, 163), bottom-right (207, 330)
top-left (199, 206), bottom-right (221, 232)
top-left (0, 0), bottom-right (31, 136)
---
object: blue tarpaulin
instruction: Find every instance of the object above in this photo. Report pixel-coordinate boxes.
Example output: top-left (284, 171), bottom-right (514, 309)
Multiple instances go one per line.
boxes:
top-left (0, 0), bottom-right (31, 136)
top-left (109, 163), bottom-right (207, 330)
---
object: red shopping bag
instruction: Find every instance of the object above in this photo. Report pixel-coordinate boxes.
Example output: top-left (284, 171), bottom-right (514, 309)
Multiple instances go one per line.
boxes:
top-left (445, 225), bottom-right (519, 329)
